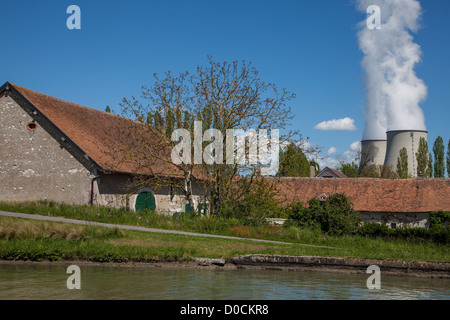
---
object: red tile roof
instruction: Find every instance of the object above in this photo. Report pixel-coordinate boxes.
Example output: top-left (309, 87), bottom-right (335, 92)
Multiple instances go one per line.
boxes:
top-left (273, 177), bottom-right (450, 213)
top-left (9, 83), bottom-right (191, 178)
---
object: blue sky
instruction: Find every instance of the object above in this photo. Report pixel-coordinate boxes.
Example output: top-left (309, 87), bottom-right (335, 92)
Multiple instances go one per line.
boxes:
top-left (1, 0), bottom-right (449, 169)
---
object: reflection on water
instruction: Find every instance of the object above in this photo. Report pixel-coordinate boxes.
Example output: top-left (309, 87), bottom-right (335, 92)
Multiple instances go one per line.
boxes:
top-left (0, 263), bottom-right (449, 300)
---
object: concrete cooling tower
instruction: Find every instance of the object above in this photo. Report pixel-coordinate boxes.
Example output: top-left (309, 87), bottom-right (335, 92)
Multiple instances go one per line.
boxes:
top-left (384, 130), bottom-right (428, 177)
top-left (361, 140), bottom-right (387, 167)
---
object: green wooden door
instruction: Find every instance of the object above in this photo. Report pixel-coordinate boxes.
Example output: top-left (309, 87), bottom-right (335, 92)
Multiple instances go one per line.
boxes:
top-left (135, 192), bottom-right (156, 211)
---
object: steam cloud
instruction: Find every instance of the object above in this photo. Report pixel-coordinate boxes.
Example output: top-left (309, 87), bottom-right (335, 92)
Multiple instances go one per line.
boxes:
top-left (357, 0), bottom-right (427, 140)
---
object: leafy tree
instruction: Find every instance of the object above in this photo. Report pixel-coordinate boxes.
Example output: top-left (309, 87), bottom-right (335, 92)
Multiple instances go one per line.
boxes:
top-left (432, 136), bottom-right (445, 178)
top-left (416, 137), bottom-right (432, 178)
top-left (288, 198), bottom-right (322, 230)
top-left (278, 142), bottom-right (310, 177)
top-left (396, 147), bottom-right (409, 179)
top-left (323, 194), bottom-right (362, 236)
top-left (288, 194), bottom-right (361, 236)
top-left (427, 152), bottom-right (433, 178)
top-left (448, 139), bottom-right (450, 178)
top-left (105, 106), bottom-right (112, 113)
top-left (153, 110), bottom-right (163, 129)
top-left (338, 162), bottom-right (360, 178)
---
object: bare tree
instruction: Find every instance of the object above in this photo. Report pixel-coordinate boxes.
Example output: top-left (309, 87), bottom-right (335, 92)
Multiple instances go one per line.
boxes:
top-left (112, 56), bottom-right (303, 215)
top-left (116, 71), bottom-right (204, 212)
top-left (192, 57), bottom-right (301, 214)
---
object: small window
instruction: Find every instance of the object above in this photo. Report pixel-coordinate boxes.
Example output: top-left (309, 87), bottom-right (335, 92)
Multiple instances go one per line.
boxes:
top-left (27, 121), bottom-right (38, 131)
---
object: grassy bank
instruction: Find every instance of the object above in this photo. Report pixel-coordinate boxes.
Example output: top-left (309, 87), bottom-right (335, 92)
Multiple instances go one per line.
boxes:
top-left (0, 202), bottom-right (449, 263)
top-left (0, 215), bottom-right (338, 263)
top-left (0, 215), bottom-right (448, 263)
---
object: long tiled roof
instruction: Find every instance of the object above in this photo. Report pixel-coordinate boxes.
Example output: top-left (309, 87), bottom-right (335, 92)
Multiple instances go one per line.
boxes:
top-left (7, 83), bottom-right (189, 178)
top-left (274, 177), bottom-right (450, 213)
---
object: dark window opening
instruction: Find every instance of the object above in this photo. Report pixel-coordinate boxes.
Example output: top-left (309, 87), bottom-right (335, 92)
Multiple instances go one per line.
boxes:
top-left (27, 122), bottom-right (37, 131)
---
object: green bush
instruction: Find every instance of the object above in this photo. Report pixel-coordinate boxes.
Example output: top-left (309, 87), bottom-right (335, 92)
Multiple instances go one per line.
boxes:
top-left (287, 195), bottom-right (450, 243)
top-left (429, 211), bottom-right (450, 229)
top-left (322, 194), bottom-right (361, 236)
top-left (288, 200), bottom-right (321, 230)
top-left (288, 194), bottom-right (361, 236)
top-left (358, 223), bottom-right (449, 244)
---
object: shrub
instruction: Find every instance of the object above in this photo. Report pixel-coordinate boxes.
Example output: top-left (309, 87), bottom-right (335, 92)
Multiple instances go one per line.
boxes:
top-left (322, 194), bottom-right (362, 236)
top-left (359, 223), bottom-right (449, 245)
top-left (287, 194), bottom-right (361, 236)
top-left (219, 176), bottom-right (287, 226)
top-left (288, 201), bottom-right (321, 230)
top-left (429, 211), bottom-right (450, 229)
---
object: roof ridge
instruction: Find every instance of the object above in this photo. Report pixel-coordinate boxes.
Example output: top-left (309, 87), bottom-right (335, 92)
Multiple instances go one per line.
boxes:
top-left (11, 83), bottom-right (125, 120)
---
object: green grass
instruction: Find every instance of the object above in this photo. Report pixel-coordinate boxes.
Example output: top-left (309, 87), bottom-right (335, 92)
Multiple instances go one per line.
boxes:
top-left (0, 201), bottom-right (449, 263)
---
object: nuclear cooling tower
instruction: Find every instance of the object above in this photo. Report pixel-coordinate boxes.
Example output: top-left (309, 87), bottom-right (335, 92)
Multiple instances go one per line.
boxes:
top-left (361, 140), bottom-right (387, 168)
top-left (384, 130), bottom-right (428, 177)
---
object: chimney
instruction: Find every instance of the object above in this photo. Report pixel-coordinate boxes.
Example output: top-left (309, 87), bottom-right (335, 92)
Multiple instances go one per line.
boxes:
top-left (310, 161), bottom-right (316, 178)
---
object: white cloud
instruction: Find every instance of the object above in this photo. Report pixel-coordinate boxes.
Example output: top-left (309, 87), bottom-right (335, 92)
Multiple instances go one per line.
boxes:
top-left (342, 141), bottom-right (361, 163)
top-left (317, 156), bottom-right (340, 170)
top-left (349, 141), bottom-right (361, 152)
top-left (314, 117), bottom-right (358, 131)
top-left (327, 147), bottom-right (337, 156)
top-left (319, 141), bottom-right (361, 171)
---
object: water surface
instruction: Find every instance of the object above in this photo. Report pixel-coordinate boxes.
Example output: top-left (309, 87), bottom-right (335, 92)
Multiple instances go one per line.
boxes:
top-left (0, 263), bottom-right (448, 300)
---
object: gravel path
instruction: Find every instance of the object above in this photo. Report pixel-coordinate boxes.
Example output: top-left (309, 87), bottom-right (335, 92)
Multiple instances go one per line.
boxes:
top-left (0, 210), bottom-right (338, 249)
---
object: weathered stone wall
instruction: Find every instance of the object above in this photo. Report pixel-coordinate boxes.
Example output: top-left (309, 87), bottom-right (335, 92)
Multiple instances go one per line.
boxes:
top-left (95, 173), bottom-right (207, 215)
top-left (229, 255), bottom-right (450, 278)
top-left (0, 95), bottom-right (92, 204)
top-left (360, 212), bottom-right (430, 228)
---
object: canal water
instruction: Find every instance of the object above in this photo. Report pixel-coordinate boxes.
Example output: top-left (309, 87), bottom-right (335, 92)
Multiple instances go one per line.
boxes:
top-left (0, 263), bottom-right (448, 300)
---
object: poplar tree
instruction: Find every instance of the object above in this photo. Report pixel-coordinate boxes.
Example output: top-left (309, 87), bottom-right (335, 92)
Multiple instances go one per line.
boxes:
top-left (278, 142), bottom-right (310, 177)
top-left (396, 147), bottom-right (409, 179)
top-left (447, 139), bottom-right (450, 178)
top-left (432, 136), bottom-right (445, 178)
top-left (165, 109), bottom-right (175, 139)
top-left (427, 152), bottom-right (433, 178)
top-left (416, 137), bottom-right (431, 178)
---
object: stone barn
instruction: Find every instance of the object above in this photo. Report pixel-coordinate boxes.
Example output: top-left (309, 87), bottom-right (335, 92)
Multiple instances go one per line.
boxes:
top-left (0, 82), bottom-right (207, 214)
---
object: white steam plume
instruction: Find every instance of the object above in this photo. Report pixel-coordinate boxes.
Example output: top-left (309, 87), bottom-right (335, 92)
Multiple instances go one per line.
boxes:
top-left (357, 0), bottom-right (427, 140)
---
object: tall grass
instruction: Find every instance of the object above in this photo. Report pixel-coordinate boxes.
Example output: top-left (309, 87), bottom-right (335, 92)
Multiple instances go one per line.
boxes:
top-left (0, 218), bottom-right (124, 241)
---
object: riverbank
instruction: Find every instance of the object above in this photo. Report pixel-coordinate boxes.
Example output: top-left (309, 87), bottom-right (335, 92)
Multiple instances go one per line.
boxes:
top-left (1, 204), bottom-right (449, 262)
top-left (1, 254), bottom-right (449, 279)
top-left (1, 209), bottom-right (449, 279)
